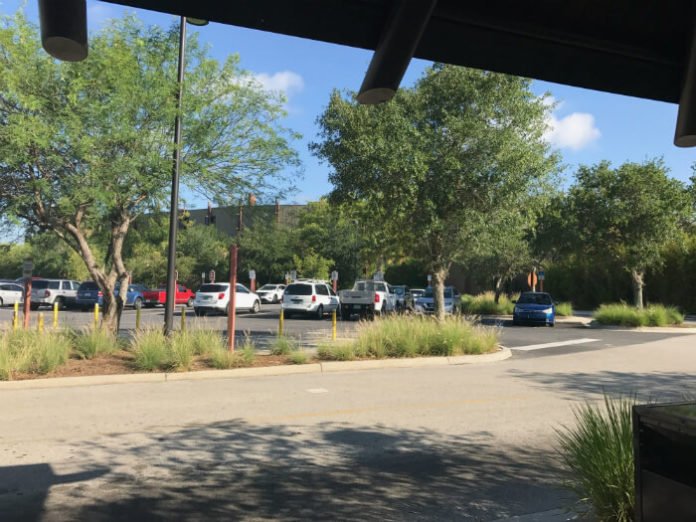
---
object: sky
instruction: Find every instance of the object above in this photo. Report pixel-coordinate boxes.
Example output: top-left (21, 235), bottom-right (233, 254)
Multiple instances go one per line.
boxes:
top-left (2, 0), bottom-right (695, 208)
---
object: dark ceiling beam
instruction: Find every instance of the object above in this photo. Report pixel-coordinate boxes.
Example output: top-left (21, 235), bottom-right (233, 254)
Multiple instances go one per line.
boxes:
top-left (357, 0), bottom-right (438, 104)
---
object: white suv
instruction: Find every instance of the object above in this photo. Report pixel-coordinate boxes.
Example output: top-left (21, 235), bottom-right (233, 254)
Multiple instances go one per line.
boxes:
top-left (281, 280), bottom-right (340, 319)
top-left (30, 279), bottom-right (81, 310)
top-left (193, 283), bottom-right (261, 316)
top-left (256, 284), bottom-right (286, 304)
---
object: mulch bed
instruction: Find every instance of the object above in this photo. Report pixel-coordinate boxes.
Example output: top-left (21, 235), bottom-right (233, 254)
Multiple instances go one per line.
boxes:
top-left (11, 351), bottom-right (302, 381)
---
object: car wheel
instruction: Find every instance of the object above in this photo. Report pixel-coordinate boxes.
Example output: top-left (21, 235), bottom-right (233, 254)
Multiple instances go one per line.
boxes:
top-left (315, 304), bottom-right (324, 320)
top-left (134, 297), bottom-right (143, 309)
top-left (548, 321), bottom-right (555, 327)
top-left (54, 297), bottom-right (65, 310)
top-left (252, 300), bottom-right (260, 314)
top-left (187, 297), bottom-right (194, 307)
top-left (225, 303), bottom-right (231, 316)
top-left (30, 303), bottom-right (40, 311)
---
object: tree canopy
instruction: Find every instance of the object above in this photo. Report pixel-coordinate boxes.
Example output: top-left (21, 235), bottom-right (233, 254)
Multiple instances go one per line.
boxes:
top-left (0, 13), bottom-right (300, 330)
top-left (312, 64), bottom-right (558, 318)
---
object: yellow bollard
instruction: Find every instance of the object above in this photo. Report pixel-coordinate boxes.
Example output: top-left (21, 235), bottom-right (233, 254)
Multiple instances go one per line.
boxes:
top-left (332, 309), bottom-right (337, 341)
top-left (53, 302), bottom-right (59, 329)
top-left (279, 308), bottom-right (284, 337)
top-left (94, 303), bottom-right (100, 329)
top-left (13, 301), bottom-right (19, 331)
top-left (180, 305), bottom-right (186, 332)
top-left (37, 313), bottom-right (44, 334)
top-left (135, 305), bottom-right (141, 331)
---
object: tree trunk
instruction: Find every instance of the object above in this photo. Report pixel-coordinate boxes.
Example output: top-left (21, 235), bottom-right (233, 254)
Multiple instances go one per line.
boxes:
top-left (631, 269), bottom-right (645, 309)
top-left (432, 266), bottom-right (449, 322)
top-left (494, 276), bottom-right (504, 304)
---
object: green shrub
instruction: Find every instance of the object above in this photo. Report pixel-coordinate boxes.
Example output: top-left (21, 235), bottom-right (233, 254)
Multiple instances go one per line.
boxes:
top-left (557, 396), bottom-right (635, 521)
top-left (131, 329), bottom-right (171, 371)
top-left (210, 338), bottom-right (256, 369)
top-left (270, 336), bottom-right (298, 356)
top-left (287, 350), bottom-right (309, 365)
top-left (0, 330), bottom-right (71, 379)
top-left (555, 302), bottom-right (574, 317)
top-left (460, 292), bottom-right (516, 315)
top-left (317, 316), bottom-right (498, 360)
top-left (71, 327), bottom-right (117, 359)
top-left (594, 303), bottom-right (683, 326)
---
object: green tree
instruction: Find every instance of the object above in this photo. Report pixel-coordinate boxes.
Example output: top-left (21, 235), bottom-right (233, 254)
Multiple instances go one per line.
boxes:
top-left (292, 251), bottom-right (334, 281)
top-left (236, 220), bottom-right (297, 284)
top-left (0, 13), bottom-right (299, 331)
top-left (312, 64), bottom-right (558, 319)
top-left (566, 160), bottom-right (690, 308)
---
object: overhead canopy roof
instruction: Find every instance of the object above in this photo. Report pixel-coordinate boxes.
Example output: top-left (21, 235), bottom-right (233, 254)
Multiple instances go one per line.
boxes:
top-left (105, 0), bottom-right (691, 104)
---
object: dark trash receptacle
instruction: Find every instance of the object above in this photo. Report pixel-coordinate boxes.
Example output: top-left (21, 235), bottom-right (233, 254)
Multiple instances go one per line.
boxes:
top-left (633, 402), bottom-right (696, 522)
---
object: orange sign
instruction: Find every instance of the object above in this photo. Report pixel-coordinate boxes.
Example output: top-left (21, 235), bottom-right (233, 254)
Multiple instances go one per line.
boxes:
top-left (527, 271), bottom-right (538, 289)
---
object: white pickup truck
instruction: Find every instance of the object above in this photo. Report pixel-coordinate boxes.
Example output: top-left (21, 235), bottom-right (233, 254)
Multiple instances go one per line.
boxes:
top-left (339, 280), bottom-right (397, 319)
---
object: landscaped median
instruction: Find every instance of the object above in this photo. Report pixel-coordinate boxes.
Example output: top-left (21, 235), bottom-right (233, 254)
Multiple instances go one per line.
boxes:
top-left (459, 291), bottom-right (575, 317)
top-left (0, 316), bottom-right (507, 386)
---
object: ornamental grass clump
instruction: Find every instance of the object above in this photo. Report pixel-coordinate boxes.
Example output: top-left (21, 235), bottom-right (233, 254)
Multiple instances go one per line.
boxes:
top-left (594, 303), bottom-right (683, 327)
top-left (270, 336), bottom-right (299, 356)
top-left (169, 331), bottom-right (196, 371)
top-left (71, 327), bottom-right (118, 359)
top-left (0, 330), bottom-right (71, 380)
top-left (131, 328), bottom-right (171, 371)
top-left (210, 337), bottom-right (256, 369)
top-left (554, 302), bottom-right (574, 317)
top-left (556, 396), bottom-right (635, 522)
top-left (460, 292), bottom-right (517, 315)
top-left (317, 316), bottom-right (498, 360)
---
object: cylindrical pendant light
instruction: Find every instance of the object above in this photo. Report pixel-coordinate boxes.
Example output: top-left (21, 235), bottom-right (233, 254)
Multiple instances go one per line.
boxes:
top-left (38, 0), bottom-right (88, 62)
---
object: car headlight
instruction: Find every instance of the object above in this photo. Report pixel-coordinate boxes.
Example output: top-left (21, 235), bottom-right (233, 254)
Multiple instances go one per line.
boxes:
top-left (542, 307), bottom-right (553, 314)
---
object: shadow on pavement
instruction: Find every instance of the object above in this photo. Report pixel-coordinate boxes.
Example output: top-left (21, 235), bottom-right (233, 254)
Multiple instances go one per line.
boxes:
top-left (509, 369), bottom-right (696, 401)
top-left (20, 421), bottom-right (573, 521)
top-left (0, 463), bottom-right (108, 521)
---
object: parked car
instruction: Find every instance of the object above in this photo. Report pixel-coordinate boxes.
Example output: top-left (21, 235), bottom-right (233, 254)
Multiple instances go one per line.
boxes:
top-left (29, 279), bottom-right (81, 310)
top-left (256, 283), bottom-right (286, 304)
top-left (282, 280), bottom-right (340, 319)
top-left (512, 292), bottom-right (556, 327)
top-left (193, 283), bottom-right (261, 316)
top-left (339, 279), bottom-right (397, 319)
top-left (76, 282), bottom-right (148, 310)
top-left (0, 283), bottom-right (24, 306)
top-left (142, 285), bottom-right (195, 308)
top-left (414, 286), bottom-right (460, 314)
top-left (391, 285), bottom-right (412, 311)
top-left (410, 288), bottom-right (426, 300)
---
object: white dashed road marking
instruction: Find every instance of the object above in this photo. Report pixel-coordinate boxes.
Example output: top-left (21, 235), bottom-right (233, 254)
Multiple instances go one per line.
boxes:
top-left (306, 388), bottom-right (329, 394)
top-left (509, 338), bottom-right (600, 351)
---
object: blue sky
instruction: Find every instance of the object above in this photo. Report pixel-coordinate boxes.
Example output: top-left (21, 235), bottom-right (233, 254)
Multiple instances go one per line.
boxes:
top-left (3, 1), bottom-right (695, 207)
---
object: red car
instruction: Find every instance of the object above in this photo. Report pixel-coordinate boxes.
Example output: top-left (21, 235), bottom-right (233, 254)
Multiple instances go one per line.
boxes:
top-left (143, 284), bottom-right (195, 308)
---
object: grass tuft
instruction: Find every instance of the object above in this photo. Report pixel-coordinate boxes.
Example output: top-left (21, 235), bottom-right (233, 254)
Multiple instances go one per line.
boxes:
top-left (556, 396), bottom-right (635, 521)
top-left (287, 350), bottom-right (309, 364)
top-left (594, 303), bottom-right (684, 326)
top-left (554, 302), bottom-right (574, 317)
top-left (210, 337), bottom-right (256, 369)
top-left (460, 292), bottom-right (517, 315)
top-left (71, 327), bottom-right (118, 359)
top-left (0, 330), bottom-right (71, 379)
top-left (270, 336), bottom-right (299, 356)
top-left (317, 315), bottom-right (498, 361)
top-left (131, 328), bottom-right (171, 371)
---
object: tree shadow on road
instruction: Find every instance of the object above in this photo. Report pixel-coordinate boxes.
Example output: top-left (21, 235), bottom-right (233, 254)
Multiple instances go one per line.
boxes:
top-left (20, 420), bottom-right (574, 521)
top-left (508, 369), bottom-right (696, 402)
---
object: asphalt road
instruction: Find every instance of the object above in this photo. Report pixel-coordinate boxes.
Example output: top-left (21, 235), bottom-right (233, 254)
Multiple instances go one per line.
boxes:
top-left (1, 330), bottom-right (696, 521)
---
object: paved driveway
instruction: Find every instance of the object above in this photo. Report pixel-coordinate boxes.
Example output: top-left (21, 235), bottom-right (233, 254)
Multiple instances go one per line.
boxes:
top-left (1, 331), bottom-right (695, 520)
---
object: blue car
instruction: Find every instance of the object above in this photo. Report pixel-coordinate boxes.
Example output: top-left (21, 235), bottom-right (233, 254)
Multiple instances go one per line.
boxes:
top-left (512, 292), bottom-right (556, 327)
top-left (76, 281), bottom-right (147, 310)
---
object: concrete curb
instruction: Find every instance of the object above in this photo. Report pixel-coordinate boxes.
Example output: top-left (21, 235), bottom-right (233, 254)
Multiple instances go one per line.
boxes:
top-left (585, 323), bottom-right (696, 333)
top-left (0, 349), bottom-right (511, 390)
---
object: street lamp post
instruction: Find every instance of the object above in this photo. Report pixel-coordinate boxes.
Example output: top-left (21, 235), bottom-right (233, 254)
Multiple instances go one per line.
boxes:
top-left (164, 16), bottom-right (207, 336)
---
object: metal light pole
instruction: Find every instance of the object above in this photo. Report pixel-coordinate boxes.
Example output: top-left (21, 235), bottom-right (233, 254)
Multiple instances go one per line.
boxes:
top-left (164, 16), bottom-right (207, 336)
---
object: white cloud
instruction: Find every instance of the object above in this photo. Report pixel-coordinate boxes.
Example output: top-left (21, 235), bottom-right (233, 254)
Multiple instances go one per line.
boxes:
top-left (252, 71), bottom-right (304, 98)
top-left (544, 111), bottom-right (601, 151)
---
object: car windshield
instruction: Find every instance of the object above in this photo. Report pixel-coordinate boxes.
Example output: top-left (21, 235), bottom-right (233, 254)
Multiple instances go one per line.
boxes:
top-left (259, 285), bottom-right (277, 291)
top-left (285, 284), bottom-right (312, 295)
top-left (79, 282), bottom-right (99, 291)
top-left (199, 284), bottom-right (228, 293)
top-left (517, 293), bottom-right (552, 305)
top-left (32, 280), bottom-right (52, 290)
